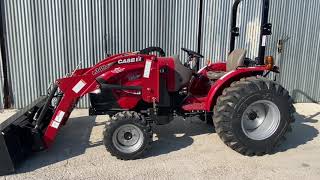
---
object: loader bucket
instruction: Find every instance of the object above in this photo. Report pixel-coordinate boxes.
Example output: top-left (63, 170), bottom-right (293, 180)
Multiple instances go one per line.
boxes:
top-left (0, 96), bottom-right (48, 175)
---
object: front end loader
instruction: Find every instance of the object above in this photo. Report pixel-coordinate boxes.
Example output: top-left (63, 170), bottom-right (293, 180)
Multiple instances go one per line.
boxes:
top-left (0, 51), bottom-right (162, 175)
top-left (0, 0), bottom-right (295, 175)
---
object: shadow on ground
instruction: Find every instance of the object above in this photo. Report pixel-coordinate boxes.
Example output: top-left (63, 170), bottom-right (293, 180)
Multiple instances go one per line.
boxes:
top-left (275, 112), bottom-right (319, 152)
top-left (144, 117), bottom-right (214, 158)
top-left (16, 115), bottom-right (102, 174)
top-left (14, 111), bottom-right (319, 173)
top-left (14, 116), bottom-right (213, 174)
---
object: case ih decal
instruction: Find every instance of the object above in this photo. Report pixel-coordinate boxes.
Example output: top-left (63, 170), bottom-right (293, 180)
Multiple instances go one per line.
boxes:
top-left (117, 57), bottom-right (143, 64)
top-left (111, 67), bottom-right (126, 74)
top-left (92, 63), bottom-right (114, 75)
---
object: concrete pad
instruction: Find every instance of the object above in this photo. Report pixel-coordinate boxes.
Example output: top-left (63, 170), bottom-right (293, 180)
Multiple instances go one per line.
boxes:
top-left (0, 103), bottom-right (319, 180)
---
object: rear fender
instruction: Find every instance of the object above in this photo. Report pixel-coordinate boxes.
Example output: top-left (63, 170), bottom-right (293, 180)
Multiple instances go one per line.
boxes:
top-left (205, 66), bottom-right (268, 111)
top-left (197, 62), bottom-right (226, 76)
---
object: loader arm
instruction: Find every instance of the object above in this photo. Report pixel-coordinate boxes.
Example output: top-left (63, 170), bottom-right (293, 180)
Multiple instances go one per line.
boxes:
top-left (43, 53), bottom-right (160, 147)
top-left (0, 52), bottom-right (160, 175)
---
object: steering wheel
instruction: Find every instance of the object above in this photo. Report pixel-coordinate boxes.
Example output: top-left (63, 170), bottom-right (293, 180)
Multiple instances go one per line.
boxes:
top-left (181, 48), bottom-right (204, 59)
top-left (139, 47), bottom-right (166, 57)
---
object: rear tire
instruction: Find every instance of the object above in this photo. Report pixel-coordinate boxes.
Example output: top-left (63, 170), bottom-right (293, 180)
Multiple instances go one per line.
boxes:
top-left (213, 77), bottom-right (295, 156)
top-left (103, 111), bottom-right (152, 160)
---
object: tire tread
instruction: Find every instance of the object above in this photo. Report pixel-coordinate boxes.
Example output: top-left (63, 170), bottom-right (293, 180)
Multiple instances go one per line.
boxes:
top-left (103, 111), bottom-right (152, 160)
top-left (213, 76), bottom-right (295, 156)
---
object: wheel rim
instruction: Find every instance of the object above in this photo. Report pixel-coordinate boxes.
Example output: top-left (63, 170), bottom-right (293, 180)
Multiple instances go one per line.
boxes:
top-left (241, 100), bottom-right (281, 140)
top-left (112, 124), bottom-right (144, 154)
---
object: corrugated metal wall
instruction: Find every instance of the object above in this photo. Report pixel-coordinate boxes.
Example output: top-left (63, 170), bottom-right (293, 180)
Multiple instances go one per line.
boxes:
top-left (0, 50), bottom-right (3, 109)
top-left (1, 0), bottom-right (320, 108)
top-left (201, 0), bottom-right (263, 62)
top-left (3, 0), bottom-right (105, 108)
top-left (266, 0), bottom-right (320, 103)
top-left (105, 0), bottom-right (200, 60)
top-left (2, 0), bottom-right (200, 108)
top-left (4, 0), bottom-right (41, 108)
top-left (201, 0), bottom-right (320, 103)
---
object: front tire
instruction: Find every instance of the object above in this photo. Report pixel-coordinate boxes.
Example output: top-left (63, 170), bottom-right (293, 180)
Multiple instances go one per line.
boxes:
top-left (103, 111), bottom-right (152, 160)
top-left (213, 77), bottom-right (295, 156)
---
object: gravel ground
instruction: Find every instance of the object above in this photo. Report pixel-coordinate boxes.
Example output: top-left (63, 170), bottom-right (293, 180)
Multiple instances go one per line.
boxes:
top-left (0, 103), bottom-right (320, 180)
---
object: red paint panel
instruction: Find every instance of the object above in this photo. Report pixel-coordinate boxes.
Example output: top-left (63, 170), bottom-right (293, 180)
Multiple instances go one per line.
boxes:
top-left (204, 66), bottom-right (268, 111)
top-left (43, 53), bottom-right (161, 147)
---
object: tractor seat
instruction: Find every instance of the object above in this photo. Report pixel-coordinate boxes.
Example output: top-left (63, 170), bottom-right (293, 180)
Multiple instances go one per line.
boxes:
top-left (172, 55), bottom-right (193, 91)
top-left (207, 49), bottom-right (247, 80)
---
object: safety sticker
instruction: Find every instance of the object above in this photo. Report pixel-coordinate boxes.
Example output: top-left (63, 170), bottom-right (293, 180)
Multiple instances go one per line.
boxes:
top-left (50, 110), bottom-right (65, 129)
top-left (143, 60), bottom-right (152, 78)
top-left (262, 35), bottom-right (267, 46)
top-left (54, 110), bottom-right (65, 123)
top-left (72, 80), bottom-right (86, 93)
top-left (51, 121), bottom-right (60, 129)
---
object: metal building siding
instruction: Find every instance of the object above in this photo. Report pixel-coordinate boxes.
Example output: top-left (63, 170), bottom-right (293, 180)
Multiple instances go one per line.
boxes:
top-left (3, 0), bottom-right (100, 108)
top-left (2, 0), bottom-right (200, 108)
top-left (266, 0), bottom-right (320, 103)
top-left (235, 0), bottom-right (262, 58)
top-left (64, 0), bottom-right (94, 107)
top-left (105, 0), bottom-right (200, 60)
top-left (0, 50), bottom-right (3, 109)
top-left (200, 0), bottom-right (262, 63)
top-left (2, 0), bottom-right (320, 108)
top-left (34, 0), bottom-right (68, 98)
top-left (4, 0), bottom-right (41, 108)
top-left (200, 0), bottom-right (232, 67)
top-left (201, 0), bottom-right (320, 102)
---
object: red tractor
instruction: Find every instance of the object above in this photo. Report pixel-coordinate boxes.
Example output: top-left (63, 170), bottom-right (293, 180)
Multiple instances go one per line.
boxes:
top-left (0, 0), bottom-right (295, 175)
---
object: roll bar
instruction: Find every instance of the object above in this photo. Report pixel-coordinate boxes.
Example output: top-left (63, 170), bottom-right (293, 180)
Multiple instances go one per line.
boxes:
top-left (229, 0), bottom-right (272, 65)
top-left (229, 0), bottom-right (242, 54)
